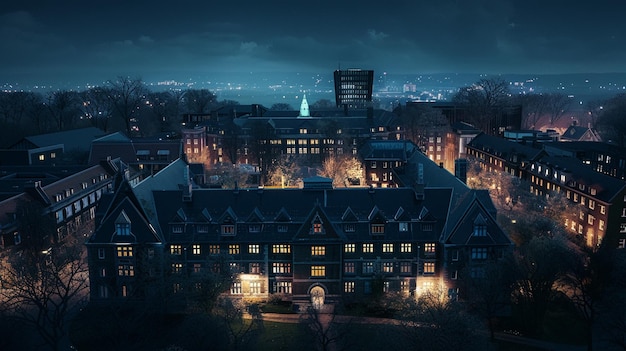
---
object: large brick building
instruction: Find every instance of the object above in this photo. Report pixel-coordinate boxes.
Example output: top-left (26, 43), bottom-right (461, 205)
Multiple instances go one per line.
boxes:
top-left (86, 155), bottom-right (512, 307)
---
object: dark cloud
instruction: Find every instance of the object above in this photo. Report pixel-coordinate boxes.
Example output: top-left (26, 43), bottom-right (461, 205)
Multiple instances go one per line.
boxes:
top-left (1, 0), bottom-right (626, 86)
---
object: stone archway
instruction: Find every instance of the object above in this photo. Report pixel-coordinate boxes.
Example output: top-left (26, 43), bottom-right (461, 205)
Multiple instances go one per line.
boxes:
top-left (309, 285), bottom-right (325, 309)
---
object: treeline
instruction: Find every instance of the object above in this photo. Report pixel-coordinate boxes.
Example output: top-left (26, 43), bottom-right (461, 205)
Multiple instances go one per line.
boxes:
top-left (0, 76), bottom-right (241, 147)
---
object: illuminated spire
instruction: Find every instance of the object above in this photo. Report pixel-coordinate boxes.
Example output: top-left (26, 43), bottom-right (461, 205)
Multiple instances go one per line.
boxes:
top-left (299, 94), bottom-right (310, 117)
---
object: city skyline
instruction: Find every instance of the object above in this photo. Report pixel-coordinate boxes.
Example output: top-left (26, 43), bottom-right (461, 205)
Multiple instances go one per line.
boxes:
top-left (1, 1), bottom-right (626, 88)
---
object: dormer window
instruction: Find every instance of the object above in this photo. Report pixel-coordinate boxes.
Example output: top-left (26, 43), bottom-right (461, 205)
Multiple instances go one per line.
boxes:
top-left (116, 223), bottom-right (130, 236)
top-left (248, 224), bottom-right (262, 233)
top-left (221, 224), bottom-right (235, 236)
top-left (399, 222), bottom-right (409, 232)
top-left (172, 225), bottom-right (183, 234)
top-left (371, 223), bottom-right (385, 235)
top-left (310, 214), bottom-right (325, 234)
top-left (474, 224), bottom-right (487, 237)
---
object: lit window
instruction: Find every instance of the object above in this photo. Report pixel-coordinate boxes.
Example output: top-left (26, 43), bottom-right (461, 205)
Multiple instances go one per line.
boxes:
top-left (209, 245), bottom-right (220, 254)
top-left (272, 244), bottom-right (291, 254)
top-left (116, 246), bottom-right (133, 257)
top-left (39, 154), bottom-right (45, 161)
top-left (274, 281), bottom-right (292, 294)
top-left (400, 243), bottom-right (412, 253)
top-left (424, 243), bottom-right (436, 254)
top-left (344, 243), bottom-right (355, 253)
top-left (228, 244), bottom-right (240, 255)
top-left (311, 246), bottom-right (326, 256)
top-left (311, 266), bottom-right (325, 277)
top-left (250, 281), bottom-right (261, 294)
top-left (272, 262), bottom-right (291, 274)
top-left (192, 244), bottom-right (201, 255)
top-left (249, 263), bottom-right (260, 274)
top-left (382, 243), bottom-right (394, 253)
top-left (382, 262), bottom-right (393, 273)
top-left (423, 262), bottom-right (435, 274)
top-left (170, 245), bottom-right (182, 255)
top-left (171, 263), bottom-right (183, 274)
top-left (362, 243), bottom-right (374, 253)
top-left (248, 244), bottom-right (260, 254)
top-left (231, 282), bottom-right (242, 294)
top-left (118, 264), bottom-right (134, 276)
top-left (344, 281), bottom-right (355, 293)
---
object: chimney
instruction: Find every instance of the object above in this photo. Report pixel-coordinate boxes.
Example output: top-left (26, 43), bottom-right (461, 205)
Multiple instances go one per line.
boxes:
top-left (182, 165), bottom-right (192, 202)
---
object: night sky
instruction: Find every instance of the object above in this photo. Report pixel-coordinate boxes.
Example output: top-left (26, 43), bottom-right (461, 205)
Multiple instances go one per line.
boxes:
top-left (1, 1), bottom-right (626, 86)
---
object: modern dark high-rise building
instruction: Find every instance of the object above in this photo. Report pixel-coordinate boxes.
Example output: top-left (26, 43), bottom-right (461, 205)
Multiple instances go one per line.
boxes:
top-left (333, 69), bottom-right (374, 108)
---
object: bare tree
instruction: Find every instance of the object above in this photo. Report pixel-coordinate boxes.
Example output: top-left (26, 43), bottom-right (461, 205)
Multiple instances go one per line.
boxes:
top-left (270, 103), bottom-right (293, 111)
top-left (183, 89), bottom-right (217, 114)
top-left (214, 298), bottom-right (264, 351)
top-left (80, 87), bottom-right (114, 131)
top-left (509, 234), bottom-right (575, 336)
top-left (452, 77), bottom-right (511, 134)
top-left (266, 155), bottom-right (303, 188)
top-left (515, 93), bottom-right (549, 129)
top-left (318, 154), bottom-right (364, 187)
top-left (596, 93), bottom-right (626, 147)
top-left (463, 259), bottom-right (514, 340)
top-left (298, 305), bottom-right (353, 351)
top-left (392, 288), bottom-right (492, 351)
top-left (399, 103), bottom-right (449, 146)
top-left (544, 93), bottom-right (572, 127)
top-left (46, 90), bottom-right (81, 131)
top-left (311, 99), bottom-right (335, 109)
top-left (0, 243), bottom-right (89, 351)
top-left (107, 76), bottom-right (148, 136)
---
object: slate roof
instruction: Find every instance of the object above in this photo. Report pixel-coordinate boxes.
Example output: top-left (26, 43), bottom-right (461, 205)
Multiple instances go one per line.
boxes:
top-left (359, 140), bottom-right (418, 160)
top-left (146, 186), bottom-right (452, 245)
top-left (467, 133), bottom-right (544, 162)
top-left (561, 125), bottom-right (601, 141)
top-left (88, 133), bottom-right (182, 165)
top-left (442, 189), bottom-right (512, 247)
top-left (534, 155), bottom-right (626, 203)
top-left (11, 127), bottom-right (106, 152)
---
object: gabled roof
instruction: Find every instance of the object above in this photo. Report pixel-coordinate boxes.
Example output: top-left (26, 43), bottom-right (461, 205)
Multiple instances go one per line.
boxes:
top-left (89, 195), bottom-right (160, 245)
top-left (561, 125), bottom-right (601, 142)
top-left (293, 204), bottom-right (342, 241)
top-left (442, 190), bottom-right (511, 247)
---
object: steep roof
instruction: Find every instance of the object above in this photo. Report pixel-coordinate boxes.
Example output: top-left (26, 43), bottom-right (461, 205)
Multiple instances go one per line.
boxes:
top-left (442, 189), bottom-right (512, 247)
top-left (150, 185), bottom-right (452, 243)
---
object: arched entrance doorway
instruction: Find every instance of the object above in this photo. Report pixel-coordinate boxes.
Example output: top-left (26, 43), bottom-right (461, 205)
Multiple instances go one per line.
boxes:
top-left (309, 285), bottom-right (325, 309)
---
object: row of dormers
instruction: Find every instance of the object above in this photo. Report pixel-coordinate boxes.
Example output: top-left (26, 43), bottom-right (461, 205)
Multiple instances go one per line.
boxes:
top-left (168, 205), bottom-right (434, 225)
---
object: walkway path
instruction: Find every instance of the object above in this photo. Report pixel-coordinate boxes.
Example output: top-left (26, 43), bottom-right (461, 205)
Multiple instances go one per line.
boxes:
top-left (256, 312), bottom-right (587, 351)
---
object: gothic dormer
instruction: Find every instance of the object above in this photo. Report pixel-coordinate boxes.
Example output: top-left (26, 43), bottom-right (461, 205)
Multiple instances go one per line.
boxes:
top-left (114, 210), bottom-right (131, 236)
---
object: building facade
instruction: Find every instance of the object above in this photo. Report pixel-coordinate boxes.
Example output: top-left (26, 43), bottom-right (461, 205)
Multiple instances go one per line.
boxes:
top-left (86, 158), bottom-right (512, 308)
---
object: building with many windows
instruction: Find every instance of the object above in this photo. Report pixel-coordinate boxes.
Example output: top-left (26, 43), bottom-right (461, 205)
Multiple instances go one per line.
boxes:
top-left (333, 69), bottom-right (374, 109)
top-left (467, 133), bottom-right (626, 249)
top-left (86, 155), bottom-right (511, 308)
